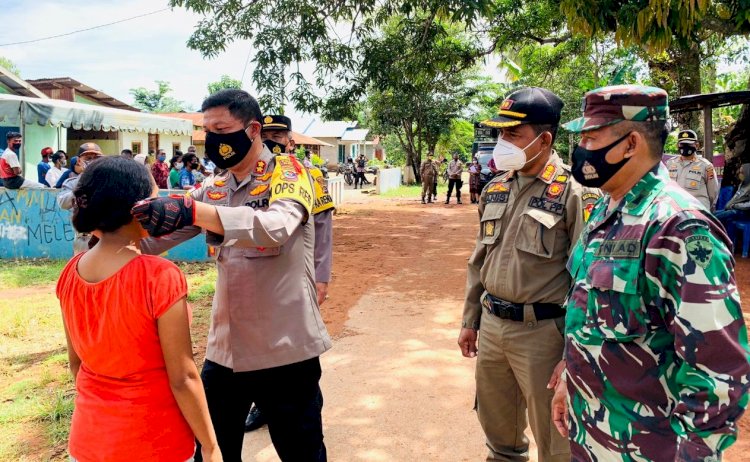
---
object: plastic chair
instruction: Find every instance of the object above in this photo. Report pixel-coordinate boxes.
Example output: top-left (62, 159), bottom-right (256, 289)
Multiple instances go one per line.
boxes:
top-left (716, 186), bottom-right (735, 211)
top-left (734, 221), bottom-right (750, 258)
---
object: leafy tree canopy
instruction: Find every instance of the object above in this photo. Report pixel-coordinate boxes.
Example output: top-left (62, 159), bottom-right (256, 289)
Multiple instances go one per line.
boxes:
top-left (0, 56), bottom-right (21, 77)
top-left (207, 74), bottom-right (243, 96)
top-left (129, 80), bottom-right (189, 113)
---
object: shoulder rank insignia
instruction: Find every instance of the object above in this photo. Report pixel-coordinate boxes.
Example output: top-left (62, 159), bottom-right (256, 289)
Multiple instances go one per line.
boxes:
top-left (555, 175), bottom-right (568, 183)
top-left (214, 179), bottom-right (227, 187)
top-left (254, 160), bottom-right (268, 175)
top-left (540, 164), bottom-right (556, 182)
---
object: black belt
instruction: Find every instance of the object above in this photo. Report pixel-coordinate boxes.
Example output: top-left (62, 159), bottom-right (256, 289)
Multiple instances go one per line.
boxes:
top-left (482, 293), bottom-right (564, 322)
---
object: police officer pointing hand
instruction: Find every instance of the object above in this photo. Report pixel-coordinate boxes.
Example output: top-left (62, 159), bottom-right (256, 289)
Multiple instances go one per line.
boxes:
top-left (133, 90), bottom-right (331, 462)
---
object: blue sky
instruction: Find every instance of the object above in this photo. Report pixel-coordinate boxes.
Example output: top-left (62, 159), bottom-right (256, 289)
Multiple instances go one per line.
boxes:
top-left (0, 0), bottom-right (323, 130)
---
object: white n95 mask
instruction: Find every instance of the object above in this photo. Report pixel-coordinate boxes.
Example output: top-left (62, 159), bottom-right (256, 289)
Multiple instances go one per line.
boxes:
top-left (492, 133), bottom-right (543, 171)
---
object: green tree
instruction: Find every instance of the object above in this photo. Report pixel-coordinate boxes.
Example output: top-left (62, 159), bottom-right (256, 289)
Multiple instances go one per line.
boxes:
top-left (0, 56), bottom-right (20, 76)
top-left (129, 80), bottom-right (189, 113)
top-left (436, 119), bottom-right (474, 161)
top-left (207, 75), bottom-right (243, 96)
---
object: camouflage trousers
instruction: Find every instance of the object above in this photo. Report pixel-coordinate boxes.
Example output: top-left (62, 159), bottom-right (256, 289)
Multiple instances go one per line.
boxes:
top-left (422, 177), bottom-right (435, 201)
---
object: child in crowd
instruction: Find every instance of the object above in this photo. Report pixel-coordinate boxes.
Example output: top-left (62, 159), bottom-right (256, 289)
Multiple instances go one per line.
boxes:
top-left (56, 156), bottom-right (221, 462)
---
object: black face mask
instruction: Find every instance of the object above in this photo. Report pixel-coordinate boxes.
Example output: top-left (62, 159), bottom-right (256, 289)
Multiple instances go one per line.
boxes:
top-left (11, 143), bottom-right (21, 153)
top-left (205, 127), bottom-right (253, 169)
top-left (571, 132), bottom-right (632, 188)
top-left (263, 139), bottom-right (287, 155)
top-left (679, 145), bottom-right (696, 157)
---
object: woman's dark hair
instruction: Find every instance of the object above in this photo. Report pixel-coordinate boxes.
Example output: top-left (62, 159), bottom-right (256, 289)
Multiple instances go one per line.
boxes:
top-left (201, 89), bottom-right (262, 125)
top-left (182, 153), bottom-right (198, 168)
top-left (169, 154), bottom-right (183, 169)
top-left (72, 156), bottom-right (152, 233)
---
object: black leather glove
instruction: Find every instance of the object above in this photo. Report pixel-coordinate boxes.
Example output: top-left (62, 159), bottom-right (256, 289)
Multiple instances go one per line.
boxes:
top-left (131, 195), bottom-right (196, 237)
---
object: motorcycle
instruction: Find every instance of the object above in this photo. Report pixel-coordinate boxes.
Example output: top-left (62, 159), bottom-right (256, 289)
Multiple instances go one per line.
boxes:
top-left (337, 162), bottom-right (354, 186)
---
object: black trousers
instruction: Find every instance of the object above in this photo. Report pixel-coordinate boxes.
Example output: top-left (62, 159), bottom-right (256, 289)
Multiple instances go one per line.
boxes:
top-left (195, 357), bottom-right (326, 462)
top-left (354, 172), bottom-right (366, 187)
top-left (447, 178), bottom-right (462, 200)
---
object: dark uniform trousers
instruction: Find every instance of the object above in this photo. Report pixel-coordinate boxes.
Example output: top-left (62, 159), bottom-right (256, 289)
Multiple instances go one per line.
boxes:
top-left (195, 357), bottom-right (326, 462)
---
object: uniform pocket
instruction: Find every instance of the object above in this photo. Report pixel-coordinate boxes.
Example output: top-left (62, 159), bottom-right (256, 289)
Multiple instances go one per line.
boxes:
top-left (585, 259), bottom-right (646, 342)
top-left (514, 209), bottom-right (562, 258)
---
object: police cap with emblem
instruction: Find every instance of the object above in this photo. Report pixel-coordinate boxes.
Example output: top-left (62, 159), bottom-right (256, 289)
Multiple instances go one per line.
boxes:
top-left (563, 84), bottom-right (668, 133)
top-left (261, 115), bottom-right (292, 132)
top-left (482, 87), bottom-right (564, 128)
top-left (677, 129), bottom-right (698, 144)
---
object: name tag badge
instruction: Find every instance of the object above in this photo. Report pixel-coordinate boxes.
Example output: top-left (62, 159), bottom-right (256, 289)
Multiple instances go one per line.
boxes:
top-left (528, 197), bottom-right (564, 216)
top-left (594, 239), bottom-right (641, 258)
top-left (486, 192), bottom-right (509, 203)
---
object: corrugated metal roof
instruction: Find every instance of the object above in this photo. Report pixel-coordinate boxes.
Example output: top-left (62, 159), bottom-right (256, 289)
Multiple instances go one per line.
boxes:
top-left (303, 119), bottom-right (357, 138)
top-left (340, 128), bottom-right (369, 141)
top-left (26, 77), bottom-right (139, 111)
top-left (0, 65), bottom-right (48, 98)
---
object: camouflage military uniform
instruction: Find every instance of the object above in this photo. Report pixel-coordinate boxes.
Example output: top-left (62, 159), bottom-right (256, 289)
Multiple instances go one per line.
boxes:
top-left (420, 158), bottom-right (438, 202)
top-left (562, 86), bottom-right (750, 461)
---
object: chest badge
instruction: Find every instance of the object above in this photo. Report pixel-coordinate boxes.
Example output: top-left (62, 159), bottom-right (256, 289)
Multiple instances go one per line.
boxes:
top-left (207, 191), bottom-right (228, 201)
top-left (484, 221), bottom-right (495, 237)
top-left (546, 182), bottom-right (566, 199)
top-left (249, 184), bottom-right (270, 196)
top-left (486, 183), bottom-right (509, 193)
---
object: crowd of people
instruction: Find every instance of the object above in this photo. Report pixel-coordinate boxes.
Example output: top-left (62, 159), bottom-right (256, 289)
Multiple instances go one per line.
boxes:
top-left (2, 83), bottom-right (750, 462)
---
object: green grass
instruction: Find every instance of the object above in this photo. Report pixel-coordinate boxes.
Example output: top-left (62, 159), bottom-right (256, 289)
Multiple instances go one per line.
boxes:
top-left (380, 183), bottom-right (449, 198)
top-left (0, 260), bottom-right (218, 461)
top-left (0, 260), bottom-right (67, 288)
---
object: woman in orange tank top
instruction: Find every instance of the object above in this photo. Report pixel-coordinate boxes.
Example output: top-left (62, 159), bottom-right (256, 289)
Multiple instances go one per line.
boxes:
top-left (56, 156), bottom-right (221, 462)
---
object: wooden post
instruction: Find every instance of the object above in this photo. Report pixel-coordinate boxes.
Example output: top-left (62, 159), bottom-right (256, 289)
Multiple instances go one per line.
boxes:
top-left (703, 104), bottom-right (713, 161)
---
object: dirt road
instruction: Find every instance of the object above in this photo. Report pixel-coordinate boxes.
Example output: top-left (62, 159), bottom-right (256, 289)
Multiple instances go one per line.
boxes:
top-left (241, 192), bottom-right (750, 461)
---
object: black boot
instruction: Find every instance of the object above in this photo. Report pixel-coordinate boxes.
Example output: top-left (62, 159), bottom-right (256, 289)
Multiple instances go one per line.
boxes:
top-left (244, 405), bottom-right (267, 432)
top-left (422, 198), bottom-right (426, 204)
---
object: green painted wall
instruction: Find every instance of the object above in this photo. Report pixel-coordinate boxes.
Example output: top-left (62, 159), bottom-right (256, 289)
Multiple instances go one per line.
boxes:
top-left (22, 124), bottom-right (65, 181)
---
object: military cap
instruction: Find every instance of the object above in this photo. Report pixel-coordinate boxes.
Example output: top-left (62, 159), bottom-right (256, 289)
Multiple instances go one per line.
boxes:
top-left (677, 129), bottom-right (698, 144)
top-left (563, 85), bottom-right (668, 133)
top-left (483, 87), bottom-right (564, 128)
top-left (261, 115), bottom-right (292, 132)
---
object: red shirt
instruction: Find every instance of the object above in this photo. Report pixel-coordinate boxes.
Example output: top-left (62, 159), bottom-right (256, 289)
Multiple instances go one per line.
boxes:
top-left (56, 254), bottom-right (194, 461)
top-left (0, 148), bottom-right (19, 179)
top-left (152, 161), bottom-right (170, 189)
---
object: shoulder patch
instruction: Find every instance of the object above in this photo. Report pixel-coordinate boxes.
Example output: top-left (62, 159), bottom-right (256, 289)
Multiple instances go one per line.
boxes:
top-left (270, 158), bottom-right (313, 215)
top-left (582, 192), bottom-right (600, 202)
top-left (685, 235), bottom-right (713, 269)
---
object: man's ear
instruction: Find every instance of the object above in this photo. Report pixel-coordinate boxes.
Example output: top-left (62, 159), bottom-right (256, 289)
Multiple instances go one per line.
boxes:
top-left (247, 121), bottom-right (262, 139)
top-left (541, 131), bottom-right (553, 149)
top-left (624, 131), bottom-right (642, 158)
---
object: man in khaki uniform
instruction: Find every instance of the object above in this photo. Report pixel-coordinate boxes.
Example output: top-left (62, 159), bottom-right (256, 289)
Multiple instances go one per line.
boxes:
top-left (457, 87), bottom-right (600, 462)
top-left (666, 129), bottom-right (718, 210)
top-left (420, 153), bottom-right (438, 203)
top-left (133, 89), bottom-right (331, 462)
